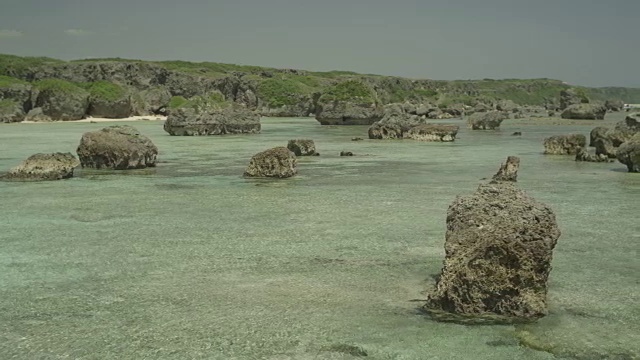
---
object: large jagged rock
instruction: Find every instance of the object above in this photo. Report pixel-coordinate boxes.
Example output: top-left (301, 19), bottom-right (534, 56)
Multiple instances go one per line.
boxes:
top-left (561, 103), bottom-right (606, 120)
top-left (543, 134), bottom-right (586, 155)
top-left (140, 87), bottom-right (172, 115)
top-left (164, 105), bottom-right (260, 136)
top-left (23, 107), bottom-right (52, 122)
top-left (76, 125), bottom-right (158, 169)
top-left (424, 157), bottom-right (561, 323)
top-left (593, 114), bottom-right (640, 158)
top-left (467, 111), bottom-right (508, 130)
top-left (589, 126), bottom-right (609, 147)
top-left (0, 100), bottom-right (26, 123)
top-left (315, 101), bottom-right (384, 125)
top-left (616, 133), bottom-right (640, 172)
top-left (34, 80), bottom-right (89, 120)
top-left (575, 147), bottom-right (611, 163)
top-left (491, 156), bottom-right (520, 182)
top-left (243, 147), bottom-right (297, 178)
top-left (3, 153), bottom-right (79, 181)
top-left (287, 139), bottom-right (318, 156)
top-left (560, 88), bottom-right (588, 110)
top-left (405, 124), bottom-right (459, 142)
top-left (368, 104), bottom-right (425, 139)
top-left (605, 99), bottom-right (624, 112)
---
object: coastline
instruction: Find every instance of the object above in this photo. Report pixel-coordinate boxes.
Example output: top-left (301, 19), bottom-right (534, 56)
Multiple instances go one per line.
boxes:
top-left (21, 115), bottom-right (167, 124)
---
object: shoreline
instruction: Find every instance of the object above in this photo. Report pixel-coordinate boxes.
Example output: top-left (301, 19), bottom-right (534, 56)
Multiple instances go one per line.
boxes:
top-left (21, 116), bottom-right (167, 124)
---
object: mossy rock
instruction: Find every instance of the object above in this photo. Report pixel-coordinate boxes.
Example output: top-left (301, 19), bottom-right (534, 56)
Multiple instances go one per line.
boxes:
top-left (34, 79), bottom-right (89, 120)
top-left (168, 92), bottom-right (230, 112)
top-left (83, 81), bottom-right (133, 118)
top-left (257, 78), bottom-right (306, 107)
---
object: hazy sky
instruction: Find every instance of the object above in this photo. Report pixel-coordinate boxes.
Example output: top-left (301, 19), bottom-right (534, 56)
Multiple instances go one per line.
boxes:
top-left (1, 0), bottom-right (638, 87)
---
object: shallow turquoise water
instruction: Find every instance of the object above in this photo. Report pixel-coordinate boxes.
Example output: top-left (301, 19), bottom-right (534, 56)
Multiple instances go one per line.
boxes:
top-left (0, 117), bottom-right (638, 359)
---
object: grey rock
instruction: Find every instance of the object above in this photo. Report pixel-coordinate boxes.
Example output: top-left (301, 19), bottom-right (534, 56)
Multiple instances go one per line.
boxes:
top-left (560, 88), bottom-right (588, 110)
top-left (88, 93), bottom-right (133, 119)
top-left (3, 153), bottom-right (79, 181)
top-left (593, 114), bottom-right (640, 158)
top-left (164, 105), bottom-right (260, 136)
top-left (589, 126), bottom-right (609, 147)
top-left (467, 111), bottom-right (508, 130)
top-left (575, 147), bottom-right (612, 163)
top-left (0, 100), bottom-right (26, 123)
top-left (605, 99), bottom-right (624, 112)
top-left (0, 81), bottom-right (33, 112)
top-left (368, 105), bottom-right (425, 139)
top-left (561, 103), bottom-right (606, 120)
top-left (287, 139), bottom-right (318, 156)
top-left (404, 124), bottom-right (459, 142)
top-left (340, 151), bottom-right (354, 156)
top-left (495, 99), bottom-right (518, 112)
top-left (424, 157), bottom-right (561, 322)
top-left (491, 156), bottom-right (520, 183)
top-left (35, 84), bottom-right (89, 121)
top-left (24, 107), bottom-right (52, 122)
top-left (543, 134), bottom-right (586, 155)
top-left (76, 125), bottom-right (158, 169)
top-left (315, 101), bottom-right (384, 125)
top-left (616, 133), bottom-right (640, 172)
top-left (244, 147), bottom-right (297, 178)
top-left (140, 87), bottom-right (172, 114)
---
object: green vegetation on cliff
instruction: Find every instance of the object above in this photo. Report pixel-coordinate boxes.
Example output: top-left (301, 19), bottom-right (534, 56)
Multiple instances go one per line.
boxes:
top-left (0, 54), bottom-right (62, 78)
top-left (169, 92), bottom-right (230, 111)
top-left (0, 75), bottom-right (28, 87)
top-left (0, 99), bottom-right (17, 110)
top-left (83, 81), bottom-right (127, 101)
top-left (319, 80), bottom-right (376, 103)
top-left (257, 78), bottom-right (306, 107)
top-left (35, 78), bottom-right (86, 94)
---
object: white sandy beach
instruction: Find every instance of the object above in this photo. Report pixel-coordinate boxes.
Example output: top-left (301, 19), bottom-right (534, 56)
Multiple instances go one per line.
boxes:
top-left (22, 115), bottom-right (167, 124)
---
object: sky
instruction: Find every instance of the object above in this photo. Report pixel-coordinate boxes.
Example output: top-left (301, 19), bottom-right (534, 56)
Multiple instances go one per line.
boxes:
top-left (0, 0), bottom-right (639, 87)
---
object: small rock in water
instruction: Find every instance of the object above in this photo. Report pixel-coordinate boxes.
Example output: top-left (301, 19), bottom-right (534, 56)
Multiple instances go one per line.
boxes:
top-left (244, 147), bottom-right (297, 178)
top-left (512, 131), bottom-right (522, 136)
top-left (340, 151), bottom-right (354, 157)
top-left (351, 137), bottom-right (363, 141)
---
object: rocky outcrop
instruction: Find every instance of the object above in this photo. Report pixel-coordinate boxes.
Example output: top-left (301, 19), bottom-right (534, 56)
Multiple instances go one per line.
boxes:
top-left (368, 104), bottom-right (425, 139)
top-left (491, 156), bottom-right (520, 182)
top-left (0, 80), bottom-right (33, 112)
top-left (34, 80), bottom-right (89, 120)
top-left (543, 134), bottom-right (586, 155)
top-left (605, 99), bottom-right (624, 112)
top-left (589, 126), bottom-right (609, 147)
top-left (287, 139), bottom-right (318, 156)
top-left (243, 147), bottom-right (297, 178)
top-left (24, 107), bottom-right (52, 122)
top-left (560, 88), bottom-right (588, 110)
top-left (88, 90), bottom-right (134, 118)
top-left (495, 99), bottom-right (518, 112)
top-left (76, 125), bottom-right (158, 169)
top-left (315, 101), bottom-right (384, 125)
top-left (616, 133), bottom-right (640, 172)
top-left (467, 111), bottom-right (508, 130)
top-left (164, 105), bottom-right (260, 136)
top-left (405, 124), bottom-right (459, 142)
top-left (561, 103), bottom-right (606, 120)
top-left (575, 147), bottom-right (611, 162)
top-left (0, 100), bottom-right (26, 123)
top-left (140, 87), bottom-right (172, 115)
top-left (424, 157), bottom-right (561, 323)
top-left (3, 153), bottom-right (79, 181)
top-left (592, 115), bottom-right (640, 158)
top-left (259, 95), bottom-right (317, 117)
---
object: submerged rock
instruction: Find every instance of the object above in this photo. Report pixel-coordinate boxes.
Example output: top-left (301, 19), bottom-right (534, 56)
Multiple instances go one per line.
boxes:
top-left (467, 111), bottom-right (508, 130)
top-left (287, 139), bottom-right (318, 156)
top-left (424, 156), bottom-right (561, 323)
top-left (244, 147), bottom-right (297, 178)
top-left (616, 133), bottom-right (640, 172)
top-left (543, 134), bottom-right (586, 155)
top-left (76, 125), bottom-right (158, 169)
top-left (405, 124), bottom-right (459, 142)
top-left (164, 105), bottom-right (260, 136)
top-left (512, 132), bottom-right (522, 136)
top-left (3, 153), bottom-right (79, 181)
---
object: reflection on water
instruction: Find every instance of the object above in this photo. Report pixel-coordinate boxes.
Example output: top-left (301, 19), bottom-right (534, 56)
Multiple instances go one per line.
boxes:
top-left (0, 115), bottom-right (638, 359)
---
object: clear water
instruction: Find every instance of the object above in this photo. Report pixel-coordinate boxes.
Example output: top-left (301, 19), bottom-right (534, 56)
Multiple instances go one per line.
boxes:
top-left (0, 115), bottom-right (638, 359)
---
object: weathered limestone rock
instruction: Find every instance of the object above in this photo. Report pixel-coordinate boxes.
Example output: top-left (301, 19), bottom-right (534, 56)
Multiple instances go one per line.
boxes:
top-left (34, 80), bottom-right (89, 120)
top-left (616, 133), bottom-right (640, 172)
top-left (77, 125), bottom-right (158, 169)
top-left (368, 104), bottom-right (425, 139)
top-left (575, 147), bottom-right (611, 163)
top-left (404, 124), bottom-right (459, 142)
top-left (561, 103), bottom-right (606, 120)
top-left (560, 88), bottom-right (588, 110)
top-left (3, 153), bottom-right (79, 181)
top-left (164, 105), bottom-right (260, 136)
top-left (315, 101), bottom-right (384, 125)
top-left (243, 147), bottom-right (297, 178)
top-left (467, 111), bottom-right (508, 130)
top-left (0, 100), bottom-right (26, 123)
top-left (589, 126), bottom-right (609, 147)
top-left (592, 115), bottom-right (640, 158)
top-left (543, 134), bottom-right (586, 155)
top-left (424, 157), bottom-right (561, 323)
top-left (605, 99), bottom-right (624, 112)
top-left (287, 139), bottom-right (318, 156)
top-left (491, 156), bottom-right (520, 183)
top-left (24, 107), bottom-right (52, 122)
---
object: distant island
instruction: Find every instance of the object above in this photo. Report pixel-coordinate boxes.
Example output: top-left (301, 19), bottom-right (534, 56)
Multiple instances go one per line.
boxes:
top-left (1, 53), bottom-right (639, 123)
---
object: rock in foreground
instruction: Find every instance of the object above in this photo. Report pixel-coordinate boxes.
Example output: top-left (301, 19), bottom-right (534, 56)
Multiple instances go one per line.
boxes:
top-left (287, 139), bottom-right (318, 156)
top-left (424, 157), bottom-right (561, 323)
top-left (77, 125), bottom-right (158, 169)
top-left (543, 134), bottom-right (586, 155)
top-left (164, 105), bottom-right (260, 136)
top-left (244, 147), bottom-right (297, 178)
top-left (616, 133), bottom-right (640, 172)
top-left (3, 153), bottom-right (79, 181)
